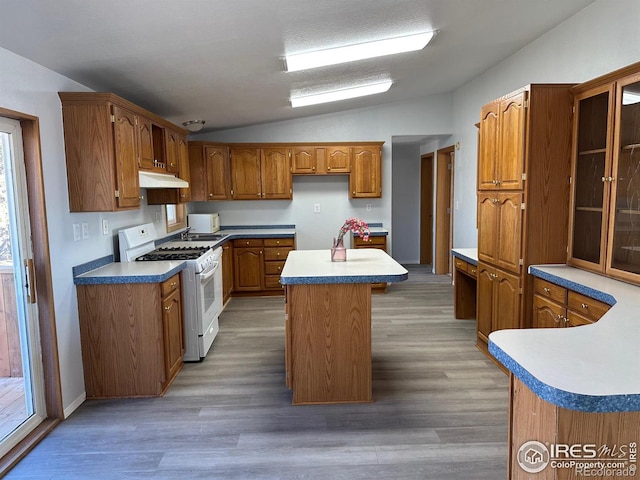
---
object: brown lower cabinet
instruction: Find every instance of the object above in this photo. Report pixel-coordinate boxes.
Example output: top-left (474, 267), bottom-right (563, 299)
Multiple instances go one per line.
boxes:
top-left (352, 235), bottom-right (387, 292)
top-left (76, 274), bottom-right (184, 398)
top-left (532, 277), bottom-right (610, 328)
top-left (232, 237), bottom-right (295, 295)
top-left (476, 262), bottom-right (521, 366)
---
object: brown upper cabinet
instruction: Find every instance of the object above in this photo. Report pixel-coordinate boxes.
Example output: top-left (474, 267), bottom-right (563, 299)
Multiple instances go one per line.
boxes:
top-left (188, 143), bottom-right (231, 201)
top-left (291, 145), bottom-right (351, 174)
top-left (188, 141), bottom-right (383, 201)
top-left (478, 90), bottom-right (527, 191)
top-left (147, 131), bottom-right (191, 205)
top-left (59, 92), bottom-right (189, 212)
top-left (350, 144), bottom-right (382, 198)
top-left (568, 62), bottom-right (640, 285)
top-left (229, 146), bottom-right (292, 200)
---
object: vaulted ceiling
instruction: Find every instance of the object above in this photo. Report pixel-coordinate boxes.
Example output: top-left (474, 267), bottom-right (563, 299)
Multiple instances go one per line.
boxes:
top-left (0, 0), bottom-right (595, 132)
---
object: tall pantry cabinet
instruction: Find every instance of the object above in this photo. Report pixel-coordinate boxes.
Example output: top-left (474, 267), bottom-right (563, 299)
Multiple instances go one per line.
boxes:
top-left (476, 85), bottom-right (574, 361)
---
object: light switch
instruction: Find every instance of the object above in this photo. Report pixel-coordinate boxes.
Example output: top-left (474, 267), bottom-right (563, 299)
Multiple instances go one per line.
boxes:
top-left (101, 218), bottom-right (109, 236)
top-left (73, 223), bottom-right (81, 242)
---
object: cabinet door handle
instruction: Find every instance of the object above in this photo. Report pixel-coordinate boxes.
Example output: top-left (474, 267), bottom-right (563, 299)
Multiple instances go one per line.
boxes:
top-left (543, 287), bottom-right (551, 293)
top-left (164, 305), bottom-right (172, 312)
top-left (556, 314), bottom-right (563, 323)
top-left (492, 198), bottom-right (499, 203)
top-left (581, 303), bottom-right (589, 309)
top-left (470, 268), bottom-right (476, 274)
top-left (208, 193), bottom-right (213, 197)
top-left (170, 281), bottom-right (177, 288)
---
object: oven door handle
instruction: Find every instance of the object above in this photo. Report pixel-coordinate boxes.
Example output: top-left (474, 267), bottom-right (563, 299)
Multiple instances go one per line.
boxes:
top-left (198, 261), bottom-right (220, 282)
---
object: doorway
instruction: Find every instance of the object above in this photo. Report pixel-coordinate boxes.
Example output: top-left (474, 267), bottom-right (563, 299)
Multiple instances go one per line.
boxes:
top-left (435, 145), bottom-right (455, 274)
top-left (420, 153), bottom-right (433, 265)
top-left (0, 110), bottom-right (62, 475)
top-left (0, 117), bottom-right (46, 455)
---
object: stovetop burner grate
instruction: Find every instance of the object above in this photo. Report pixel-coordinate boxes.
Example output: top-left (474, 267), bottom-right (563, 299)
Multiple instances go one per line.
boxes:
top-left (135, 245), bottom-right (211, 261)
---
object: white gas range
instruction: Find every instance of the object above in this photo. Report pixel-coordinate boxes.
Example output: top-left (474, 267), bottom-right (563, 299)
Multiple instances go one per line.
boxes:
top-left (118, 223), bottom-right (223, 361)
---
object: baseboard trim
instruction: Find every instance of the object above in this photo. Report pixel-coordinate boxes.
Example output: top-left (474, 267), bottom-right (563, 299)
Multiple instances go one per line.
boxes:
top-left (63, 391), bottom-right (86, 419)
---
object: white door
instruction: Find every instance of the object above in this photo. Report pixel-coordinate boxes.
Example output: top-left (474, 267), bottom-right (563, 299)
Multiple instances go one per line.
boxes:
top-left (0, 117), bottom-right (46, 455)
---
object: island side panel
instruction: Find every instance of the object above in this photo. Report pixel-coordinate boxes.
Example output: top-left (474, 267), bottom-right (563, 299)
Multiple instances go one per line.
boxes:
top-left (289, 283), bottom-right (372, 405)
top-left (510, 375), bottom-right (640, 480)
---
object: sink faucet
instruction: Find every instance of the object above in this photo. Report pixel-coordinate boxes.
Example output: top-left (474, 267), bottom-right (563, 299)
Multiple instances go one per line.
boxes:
top-left (180, 227), bottom-right (191, 240)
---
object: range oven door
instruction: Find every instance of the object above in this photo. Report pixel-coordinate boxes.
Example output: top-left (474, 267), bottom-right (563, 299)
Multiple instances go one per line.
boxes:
top-left (194, 259), bottom-right (223, 357)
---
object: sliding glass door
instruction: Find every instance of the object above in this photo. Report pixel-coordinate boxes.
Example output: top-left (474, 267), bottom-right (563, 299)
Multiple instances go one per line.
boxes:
top-left (0, 117), bottom-right (46, 456)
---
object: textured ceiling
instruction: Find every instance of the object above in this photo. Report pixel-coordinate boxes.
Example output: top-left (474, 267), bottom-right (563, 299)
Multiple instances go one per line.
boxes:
top-left (0, 0), bottom-right (595, 132)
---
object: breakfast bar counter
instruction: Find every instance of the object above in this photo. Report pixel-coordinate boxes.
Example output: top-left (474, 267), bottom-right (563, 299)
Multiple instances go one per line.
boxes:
top-left (280, 249), bottom-right (407, 405)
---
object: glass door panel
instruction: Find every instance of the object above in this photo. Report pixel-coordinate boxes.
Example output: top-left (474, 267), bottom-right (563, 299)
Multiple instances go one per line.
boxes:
top-left (570, 90), bottom-right (611, 267)
top-left (609, 79), bottom-right (640, 275)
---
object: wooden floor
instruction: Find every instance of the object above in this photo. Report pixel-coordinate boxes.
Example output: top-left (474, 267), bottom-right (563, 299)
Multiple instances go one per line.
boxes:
top-left (0, 378), bottom-right (26, 441)
top-left (7, 265), bottom-right (509, 479)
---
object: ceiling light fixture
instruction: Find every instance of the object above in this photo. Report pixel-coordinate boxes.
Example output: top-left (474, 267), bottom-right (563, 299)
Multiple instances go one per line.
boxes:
top-left (284, 31), bottom-right (434, 72)
top-left (182, 120), bottom-right (206, 133)
top-left (290, 80), bottom-right (393, 108)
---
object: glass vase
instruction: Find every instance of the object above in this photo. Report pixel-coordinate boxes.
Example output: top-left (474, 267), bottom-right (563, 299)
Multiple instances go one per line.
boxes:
top-left (331, 237), bottom-right (346, 262)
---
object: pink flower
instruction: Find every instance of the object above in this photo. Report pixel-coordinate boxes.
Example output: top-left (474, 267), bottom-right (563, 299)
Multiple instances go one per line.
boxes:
top-left (337, 217), bottom-right (370, 242)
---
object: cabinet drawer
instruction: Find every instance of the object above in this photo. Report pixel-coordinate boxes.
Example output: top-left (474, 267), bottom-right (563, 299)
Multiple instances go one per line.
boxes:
top-left (233, 238), bottom-right (263, 248)
top-left (567, 291), bottom-right (610, 322)
top-left (533, 277), bottom-right (567, 304)
top-left (264, 247), bottom-right (292, 261)
top-left (161, 274), bottom-right (180, 298)
top-left (265, 261), bottom-right (285, 275)
top-left (264, 275), bottom-right (283, 289)
top-left (454, 258), bottom-right (468, 273)
top-left (467, 264), bottom-right (477, 278)
top-left (263, 238), bottom-right (294, 248)
top-left (354, 236), bottom-right (386, 247)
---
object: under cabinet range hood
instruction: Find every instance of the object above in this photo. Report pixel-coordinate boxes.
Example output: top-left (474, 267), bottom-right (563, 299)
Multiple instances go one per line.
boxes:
top-left (138, 171), bottom-right (189, 189)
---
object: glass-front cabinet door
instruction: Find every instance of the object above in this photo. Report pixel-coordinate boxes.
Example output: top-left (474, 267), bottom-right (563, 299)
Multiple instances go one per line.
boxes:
top-left (607, 74), bottom-right (640, 281)
top-left (568, 86), bottom-right (614, 271)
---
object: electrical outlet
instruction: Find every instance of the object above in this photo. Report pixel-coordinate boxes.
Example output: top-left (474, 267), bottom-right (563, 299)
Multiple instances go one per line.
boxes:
top-left (313, 204), bottom-right (320, 213)
top-left (73, 223), bottom-right (81, 242)
top-left (101, 218), bottom-right (109, 235)
top-left (81, 222), bottom-right (89, 239)
top-left (366, 204), bottom-right (372, 211)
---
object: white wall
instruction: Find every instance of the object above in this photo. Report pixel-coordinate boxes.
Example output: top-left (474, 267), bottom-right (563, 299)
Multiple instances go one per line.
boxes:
top-left (391, 143), bottom-right (421, 263)
top-left (193, 93), bottom-right (454, 255)
top-left (451, 0), bottom-right (640, 248)
top-left (0, 47), bottom-right (169, 415)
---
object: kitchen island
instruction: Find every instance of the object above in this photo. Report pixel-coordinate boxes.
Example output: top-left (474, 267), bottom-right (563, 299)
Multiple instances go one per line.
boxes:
top-left (280, 248), bottom-right (408, 405)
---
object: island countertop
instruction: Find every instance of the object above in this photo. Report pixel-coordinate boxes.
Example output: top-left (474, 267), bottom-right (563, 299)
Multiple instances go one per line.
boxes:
top-left (489, 264), bottom-right (640, 412)
top-left (280, 248), bottom-right (408, 285)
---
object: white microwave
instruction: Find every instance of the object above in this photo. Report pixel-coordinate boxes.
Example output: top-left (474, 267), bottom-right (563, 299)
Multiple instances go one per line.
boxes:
top-left (187, 213), bottom-right (221, 233)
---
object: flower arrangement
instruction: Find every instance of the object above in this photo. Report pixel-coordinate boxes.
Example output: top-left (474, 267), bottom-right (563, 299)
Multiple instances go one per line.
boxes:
top-left (337, 217), bottom-right (370, 242)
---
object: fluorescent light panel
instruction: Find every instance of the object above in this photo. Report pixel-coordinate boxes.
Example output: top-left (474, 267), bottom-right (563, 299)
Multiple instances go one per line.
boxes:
top-left (290, 81), bottom-right (393, 108)
top-left (285, 31), bottom-right (434, 72)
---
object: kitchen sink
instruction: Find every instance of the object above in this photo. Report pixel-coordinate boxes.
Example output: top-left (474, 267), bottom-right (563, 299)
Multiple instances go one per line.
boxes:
top-left (184, 233), bottom-right (228, 241)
